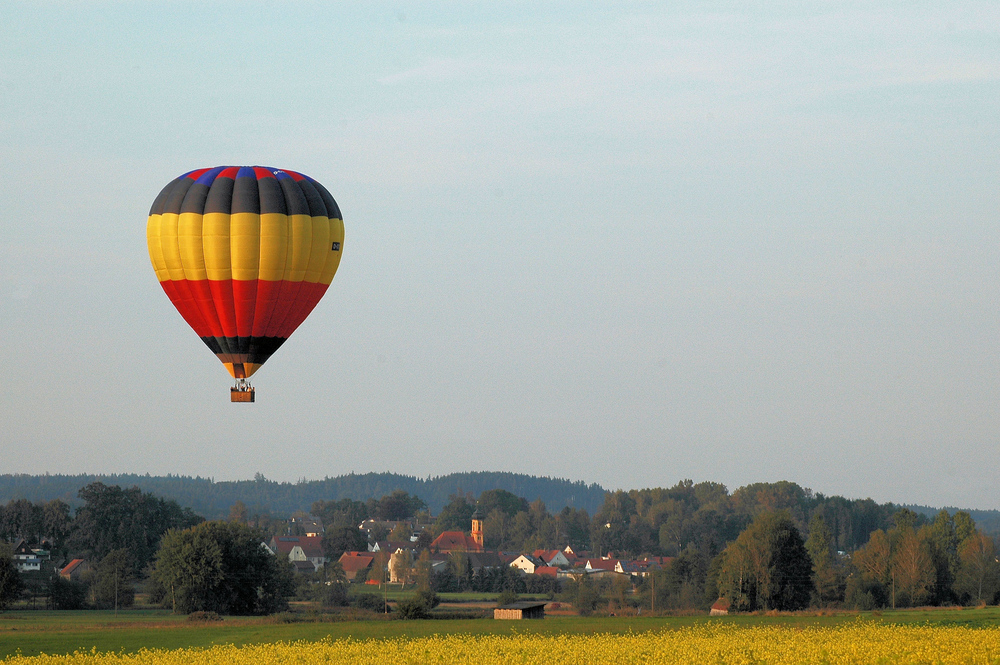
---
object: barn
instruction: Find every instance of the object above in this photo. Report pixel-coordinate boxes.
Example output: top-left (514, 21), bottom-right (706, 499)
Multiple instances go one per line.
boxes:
top-left (494, 601), bottom-right (546, 620)
top-left (710, 597), bottom-right (731, 616)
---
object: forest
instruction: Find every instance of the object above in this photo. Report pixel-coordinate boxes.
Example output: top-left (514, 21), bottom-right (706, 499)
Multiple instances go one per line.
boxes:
top-left (0, 472), bottom-right (607, 517)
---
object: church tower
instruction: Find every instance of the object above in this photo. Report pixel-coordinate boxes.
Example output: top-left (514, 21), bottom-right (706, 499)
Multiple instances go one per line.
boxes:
top-left (471, 509), bottom-right (484, 548)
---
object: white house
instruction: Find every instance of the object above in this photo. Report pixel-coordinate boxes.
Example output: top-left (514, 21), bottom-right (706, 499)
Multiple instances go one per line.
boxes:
top-left (269, 536), bottom-right (326, 572)
top-left (510, 554), bottom-right (544, 575)
top-left (12, 539), bottom-right (41, 573)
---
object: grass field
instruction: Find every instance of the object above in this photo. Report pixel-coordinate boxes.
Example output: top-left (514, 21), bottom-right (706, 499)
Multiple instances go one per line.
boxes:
top-left (3, 607), bottom-right (1000, 660)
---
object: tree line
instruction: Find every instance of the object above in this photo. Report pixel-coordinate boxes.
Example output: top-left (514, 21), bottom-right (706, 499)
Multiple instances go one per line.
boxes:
top-left (4, 478), bottom-right (1000, 614)
top-left (0, 471), bottom-right (608, 517)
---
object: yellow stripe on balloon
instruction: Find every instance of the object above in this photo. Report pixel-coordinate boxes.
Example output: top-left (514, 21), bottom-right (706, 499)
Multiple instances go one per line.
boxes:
top-left (230, 212), bottom-right (260, 281)
top-left (320, 217), bottom-right (345, 285)
top-left (158, 213), bottom-right (185, 281)
top-left (287, 214), bottom-right (313, 282)
top-left (202, 212), bottom-right (232, 281)
top-left (304, 216), bottom-right (330, 283)
top-left (258, 213), bottom-right (289, 282)
top-left (177, 212), bottom-right (208, 281)
top-left (146, 214), bottom-right (169, 282)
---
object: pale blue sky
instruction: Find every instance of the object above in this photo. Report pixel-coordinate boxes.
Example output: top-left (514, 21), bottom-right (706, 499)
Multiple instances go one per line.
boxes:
top-left (2, 2), bottom-right (999, 509)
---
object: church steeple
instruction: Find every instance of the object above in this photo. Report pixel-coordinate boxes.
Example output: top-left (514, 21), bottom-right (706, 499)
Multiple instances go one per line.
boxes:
top-left (471, 508), bottom-right (484, 548)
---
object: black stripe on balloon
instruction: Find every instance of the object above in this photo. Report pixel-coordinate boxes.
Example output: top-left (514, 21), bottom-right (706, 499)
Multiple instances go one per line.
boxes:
top-left (279, 177), bottom-right (312, 216)
top-left (314, 181), bottom-right (342, 220)
top-left (204, 175), bottom-right (234, 215)
top-left (296, 178), bottom-right (328, 218)
top-left (231, 173), bottom-right (260, 215)
top-left (149, 177), bottom-right (182, 215)
top-left (180, 182), bottom-right (211, 215)
top-left (249, 336), bottom-right (287, 359)
top-left (201, 336), bottom-right (288, 365)
top-left (258, 176), bottom-right (288, 215)
top-left (160, 177), bottom-right (195, 216)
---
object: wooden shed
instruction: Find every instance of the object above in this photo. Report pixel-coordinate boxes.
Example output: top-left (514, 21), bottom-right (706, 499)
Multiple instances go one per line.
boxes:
top-left (494, 601), bottom-right (546, 620)
top-left (710, 597), bottom-right (731, 616)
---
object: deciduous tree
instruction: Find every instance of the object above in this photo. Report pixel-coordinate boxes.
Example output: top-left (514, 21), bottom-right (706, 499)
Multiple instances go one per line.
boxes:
top-left (70, 482), bottom-right (202, 572)
top-left (0, 544), bottom-right (24, 610)
top-left (805, 514), bottom-right (843, 605)
top-left (715, 512), bottom-right (812, 612)
top-left (153, 521), bottom-right (292, 615)
top-left (91, 548), bottom-right (135, 610)
top-left (955, 531), bottom-right (1000, 604)
top-left (891, 527), bottom-right (935, 607)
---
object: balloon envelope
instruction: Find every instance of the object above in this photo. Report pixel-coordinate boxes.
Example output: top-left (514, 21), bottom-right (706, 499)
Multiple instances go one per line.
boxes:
top-left (146, 166), bottom-right (344, 379)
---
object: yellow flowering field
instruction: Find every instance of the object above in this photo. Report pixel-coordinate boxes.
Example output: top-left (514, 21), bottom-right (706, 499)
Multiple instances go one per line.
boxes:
top-left (6, 622), bottom-right (1000, 665)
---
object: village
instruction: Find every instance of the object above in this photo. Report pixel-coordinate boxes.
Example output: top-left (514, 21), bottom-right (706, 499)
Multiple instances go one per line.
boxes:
top-left (264, 510), bottom-right (688, 618)
top-left (7, 509), bottom-right (689, 620)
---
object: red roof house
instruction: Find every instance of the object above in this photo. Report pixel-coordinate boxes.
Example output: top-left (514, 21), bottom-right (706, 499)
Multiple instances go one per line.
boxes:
top-left (338, 551), bottom-right (375, 581)
top-left (59, 558), bottom-right (91, 581)
top-left (430, 531), bottom-right (483, 553)
top-left (583, 558), bottom-right (619, 572)
top-left (710, 597), bottom-right (731, 616)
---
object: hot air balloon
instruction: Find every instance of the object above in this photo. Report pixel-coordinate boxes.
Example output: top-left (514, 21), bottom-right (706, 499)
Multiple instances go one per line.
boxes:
top-left (146, 166), bottom-right (344, 402)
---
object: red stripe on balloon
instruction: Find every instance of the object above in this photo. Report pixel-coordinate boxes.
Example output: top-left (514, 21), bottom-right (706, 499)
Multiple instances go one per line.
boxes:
top-left (262, 279), bottom-right (303, 337)
top-left (208, 279), bottom-right (238, 338)
top-left (251, 279), bottom-right (284, 337)
top-left (278, 281), bottom-right (329, 338)
top-left (188, 279), bottom-right (224, 338)
top-left (158, 278), bottom-right (330, 341)
top-left (231, 280), bottom-right (258, 338)
top-left (159, 279), bottom-right (212, 337)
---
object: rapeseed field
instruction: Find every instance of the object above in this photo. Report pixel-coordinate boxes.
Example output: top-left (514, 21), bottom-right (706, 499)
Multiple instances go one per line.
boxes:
top-left (5, 622), bottom-right (1000, 664)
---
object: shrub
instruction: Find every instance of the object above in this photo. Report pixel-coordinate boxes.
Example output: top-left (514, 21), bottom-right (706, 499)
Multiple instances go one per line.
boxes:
top-left (496, 589), bottom-right (519, 607)
top-left (396, 596), bottom-right (430, 619)
top-left (187, 610), bottom-right (222, 622)
top-left (352, 593), bottom-right (389, 612)
top-left (396, 588), bottom-right (441, 619)
top-left (49, 576), bottom-right (88, 610)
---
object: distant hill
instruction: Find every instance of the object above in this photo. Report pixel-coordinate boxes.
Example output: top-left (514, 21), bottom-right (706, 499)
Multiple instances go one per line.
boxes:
top-left (0, 472), bottom-right (607, 519)
top-left (904, 504), bottom-right (1000, 538)
top-left (3, 473), bottom-right (998, 535)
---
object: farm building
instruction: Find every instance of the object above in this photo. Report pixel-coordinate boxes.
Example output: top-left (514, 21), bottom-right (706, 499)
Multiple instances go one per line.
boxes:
top-left (494, 601), bottom-right (546, 620)
top-left (710, 597), bottom-right (731, 616)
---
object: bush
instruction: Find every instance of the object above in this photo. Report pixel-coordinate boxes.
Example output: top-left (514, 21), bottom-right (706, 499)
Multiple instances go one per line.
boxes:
top-left (496, 589), bottom-right (519, 607)
top-left (845, 575), bottom-right (888, 610)
top-left (268, 611), bottom-right (303, 623)
top-left (415, 587), bottom-right (440, 609)
top-left (49, 576), bottom-right (88, 610)
top-left (352, 593), bottom-right (389, 612)
top-left (187, 610), bottom-right (222, 622)
top-left (396, 596), bottom-right (430, 619)
top-left (396, 587), bottom-right (441, 620)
